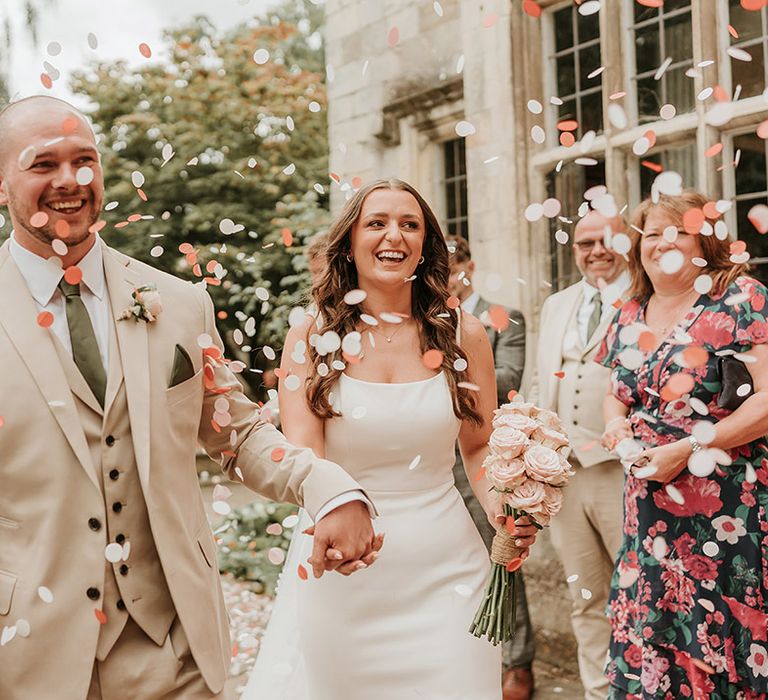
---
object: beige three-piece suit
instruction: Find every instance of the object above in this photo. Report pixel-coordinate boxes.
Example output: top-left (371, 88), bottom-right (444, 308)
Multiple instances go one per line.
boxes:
top-left (529, 281), bottom-right (625, 700)
top-left (0, 241), bottom-right (363, 699)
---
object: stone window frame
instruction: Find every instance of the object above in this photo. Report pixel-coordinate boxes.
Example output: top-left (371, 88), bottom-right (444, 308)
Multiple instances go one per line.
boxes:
top-left (723, 1), bottom-right (768, 100)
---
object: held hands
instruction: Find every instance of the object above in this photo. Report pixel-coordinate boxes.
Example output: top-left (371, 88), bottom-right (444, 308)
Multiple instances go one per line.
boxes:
top-left (305, 500), bottom-right (384, 578)
top-left (504, 515), bottom-right (538, 561)
top-left (630, 439), bottom-right (692, 483)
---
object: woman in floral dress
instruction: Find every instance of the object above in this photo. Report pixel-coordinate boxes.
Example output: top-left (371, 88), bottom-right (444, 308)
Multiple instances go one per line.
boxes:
top-left (596, 190), bottom-right (768, 699)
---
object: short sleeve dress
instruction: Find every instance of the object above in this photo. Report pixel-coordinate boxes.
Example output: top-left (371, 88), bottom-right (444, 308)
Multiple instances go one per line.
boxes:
top-left (595, 276), bottom-right (768, 699)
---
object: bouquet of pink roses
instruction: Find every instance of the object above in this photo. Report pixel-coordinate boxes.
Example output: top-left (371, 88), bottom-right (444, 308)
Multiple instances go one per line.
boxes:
top-left (470, 401), bottom-right (573, 644)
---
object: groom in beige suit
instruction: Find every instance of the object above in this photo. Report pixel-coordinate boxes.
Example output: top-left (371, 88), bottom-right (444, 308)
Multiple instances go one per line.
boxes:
top-left (0, 96), bottom-right (380, 700)
top-left (529, 210), bottom-right (629, 700)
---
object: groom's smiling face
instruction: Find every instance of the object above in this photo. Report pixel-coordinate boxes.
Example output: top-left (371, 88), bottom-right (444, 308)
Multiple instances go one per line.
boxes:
top-left (0, 98), bottom-right (104, 254)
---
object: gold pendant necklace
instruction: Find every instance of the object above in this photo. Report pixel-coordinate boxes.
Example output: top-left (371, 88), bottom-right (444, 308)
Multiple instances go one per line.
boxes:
top-left (370, 321), bottom-right (406, 343)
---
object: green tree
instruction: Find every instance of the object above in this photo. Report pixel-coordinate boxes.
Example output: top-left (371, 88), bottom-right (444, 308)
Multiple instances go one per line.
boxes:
top-left (69, 1), bottom-right (329, 397)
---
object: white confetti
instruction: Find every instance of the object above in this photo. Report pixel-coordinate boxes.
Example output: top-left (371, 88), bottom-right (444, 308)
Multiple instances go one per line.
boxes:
top-left (14, 619), bottom-right (30, 638)
top-left (212, 501), bottom-right (232, 516)
top-left (253, 49), bottom-right (270, 65)
top-left (659, 103), bottom-right (676, 120)
top-left (607, 104), bottom-right (627, 130)
top-left (282, 514), bottom-right (300, 529)
top-left (578, 0), bottom-right (600, 16)
top-left (455, 120), bottom-right (476, 137)
top-left (150, 245), bottom-right (163, 258)
top-left (87, 33), bottom-right (98, 50)
top-left (654, 57), bottom-right (672, 81)
top-left (527, 99), bottom-right (543, 115)
top-left (524, 203), bottom-right (544, 222)
top-left (659, 249), bottom-right (685, 274)
top-left (197, 333), bottom-right (213, 348)
top-left (268, 547), bottom-right (285, 565)
top-left (433, 1), bottom-right (444, 16)
top-left (282, 163), bottom-right (296, 175)
top-left (454, 584), bottom-right (473, 598)
top-left (580, 588), bottom-right (593, 600)
top-left (664, 483), bottom-right (685, 505)
top-left (408, 455), bottom-right (422, 471)
top-left (38, 586), bottom-right (54, 603)
top-left (344, 289), bottom-right (367, 305)
top-left (727, 47), bottom-right (752, 62)
top-left (453, 357), bottom-right (468, 372)
top-left (702, 541), bottom-right (719, 557)
top-left (131, 170), bottom-right (145, 188)
top-left (566, 574), bottom-right (579, 583)
top-left (105, 543), bottom-right (124, 563)
top-left (531, 125), bottom-right (545, 144)
top-left (652, 536), bottom-right (668, 560)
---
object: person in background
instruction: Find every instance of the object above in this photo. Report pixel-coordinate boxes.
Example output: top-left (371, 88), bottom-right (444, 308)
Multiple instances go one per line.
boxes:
top-left (528, 210), bottom-right (629, 700)
top-left (445, 234), bottom-right (533, 700)
top-left (598, 190), bottom-right (768, 699)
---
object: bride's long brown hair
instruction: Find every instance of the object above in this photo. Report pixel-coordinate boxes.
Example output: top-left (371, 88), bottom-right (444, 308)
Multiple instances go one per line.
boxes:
top-left (305, 178), bottom-right (482, 426)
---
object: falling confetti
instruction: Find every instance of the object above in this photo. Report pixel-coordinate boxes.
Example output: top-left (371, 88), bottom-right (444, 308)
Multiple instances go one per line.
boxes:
top-left (138, 43), bottom-right (152, 58)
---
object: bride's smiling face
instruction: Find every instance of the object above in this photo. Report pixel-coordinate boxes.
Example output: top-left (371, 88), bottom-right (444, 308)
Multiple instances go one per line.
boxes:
top-left (349, 189), bottom-right (425, 287)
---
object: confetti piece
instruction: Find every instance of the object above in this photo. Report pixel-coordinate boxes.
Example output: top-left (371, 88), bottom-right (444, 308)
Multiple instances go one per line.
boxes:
top-left (527, 99), bottom-right (543, 114)
top-left (488, 305), bottom-right (510, 332)
top-left (455, 120), bottom-right (476, 137)
top-left (704, 143), bottom-right (723, 158)
top-left (661, 373), bottom-right (695, 401)
top-left (727, 47), bottom-right (752, 62)
top-left (63, 267), bottom-right (83, 285)
top-left (522, 0), bottom-right (542, 18)
top-left (55, 220), bottom-right (71, 239)
top-left (37, 311), bottom-right (54, 328)
top-left (531, 126), bottom-right (545, 144)
top-left (681, 345), bottom-right (709, 367)
top-left (40, 73), bottom-right (52, 89)
top-left (557, 119), bottom-right (578, 132)
top-left (560, 132), bottom-right (575, 147)
top-left (506, 558), bottom-right (523, 572)
top-left (579, 0), bottom-right (600, 15)
top-left (139, 43), bottom-right (152, 58)
top-left (553, 371), bottom-right (565, 379)
top-left (741, 0), bottom-right (767, 9)
top-left (253, 48), bottom-right (270, 65)
top-left (387, 27), bottom-right (400, 48)
top-left (30, 211), bottom-right (49, 228)
top-left (268, 547), bottom-right (285, 565)
top-left (682, 207), bottom-right (705, 233)
top-left (483, 14), bottom-right (499, 28)
top-left (94, 609), bottom-right (107, 625)
top-left (659, 103), bottom-right (676, 120)
top-left (297, 564), bottom-right (308, 580)
top-left (281, 228), bottom-right (293, 247)
top-left (271, 448), bottom-right (286, 462)
top-left (638, 331), bottom-right (657, 353)
top-left (758, 120), bottom-right (768, 139)
top-left (748, 204), bottom-right (768, 233)
top-left (87, 33), bottom-right (98, 49)
top-left (422, 349), bottom-right (443, 370)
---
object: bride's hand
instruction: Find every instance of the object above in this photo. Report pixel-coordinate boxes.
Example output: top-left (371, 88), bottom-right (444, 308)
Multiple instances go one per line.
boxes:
top-left (507, 515), bottom-right (537, 559)
top-left (485, 491), bottom-right (505, 530)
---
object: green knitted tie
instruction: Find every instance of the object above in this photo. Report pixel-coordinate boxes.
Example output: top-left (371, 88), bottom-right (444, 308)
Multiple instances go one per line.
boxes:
top-left (587, 291), bottom-right (602, 341)
top-left (59, 279), bottom-right (106, 407)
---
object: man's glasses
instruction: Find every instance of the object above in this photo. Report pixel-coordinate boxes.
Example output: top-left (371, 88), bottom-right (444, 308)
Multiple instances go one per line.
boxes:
top-left (573, 239), bottom-right (608, 252)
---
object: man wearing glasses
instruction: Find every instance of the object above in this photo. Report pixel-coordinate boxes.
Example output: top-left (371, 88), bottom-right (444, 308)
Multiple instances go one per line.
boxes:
top-left (528, 209), bottom-right (629, 700)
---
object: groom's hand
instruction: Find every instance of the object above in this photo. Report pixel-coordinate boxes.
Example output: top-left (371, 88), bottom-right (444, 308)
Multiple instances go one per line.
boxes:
top-left (307, 500), bottom-right (380, 578)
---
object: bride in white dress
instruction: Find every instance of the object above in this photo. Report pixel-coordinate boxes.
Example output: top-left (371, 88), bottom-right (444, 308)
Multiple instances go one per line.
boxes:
top-left (243, 179), bottom-right (538, 700)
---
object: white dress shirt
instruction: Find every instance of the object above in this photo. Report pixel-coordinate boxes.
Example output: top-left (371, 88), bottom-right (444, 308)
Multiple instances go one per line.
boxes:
top-left (576, 271), bottom-right (630, 347)
top-left (460, 290), bottom-right (481, 315)
top-left (10, 234), bottom-right (110, 371)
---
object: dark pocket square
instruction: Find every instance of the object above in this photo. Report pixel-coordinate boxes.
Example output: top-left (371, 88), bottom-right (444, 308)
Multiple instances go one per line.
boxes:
top-left (169, 344), bottom-right (195, 388)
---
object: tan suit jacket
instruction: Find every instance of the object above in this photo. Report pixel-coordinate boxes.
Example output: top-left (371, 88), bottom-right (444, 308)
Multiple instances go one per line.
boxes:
top-left (528, 282), bottom-right (617, 467)
top-left (0, 242), bottom-right (364, 698)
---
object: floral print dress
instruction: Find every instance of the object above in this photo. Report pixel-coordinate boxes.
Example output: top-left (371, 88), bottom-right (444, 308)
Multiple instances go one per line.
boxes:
top-left (595, 277), bottom-right (768, 700)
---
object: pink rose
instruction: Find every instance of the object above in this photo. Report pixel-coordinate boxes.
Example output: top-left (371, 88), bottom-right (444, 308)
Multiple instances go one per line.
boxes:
top-left (492, 412), bottom-right (538, 435)
top-left (496, 401), bottom-right (536, 417)
top-left (489, 427), bottom-right (530, 460)
top-left (506, 479), bottom-right (547, 512)
top-left (136, 288), bottom-right (163, 319)
top-left (483, 454), bottom-right (527, 491)
top-left (532, 407), bottom-right (564, 432)
top-left (523, 444), bottom-right (572, 485)
top-left (530, 426), bottom-right (569, 452)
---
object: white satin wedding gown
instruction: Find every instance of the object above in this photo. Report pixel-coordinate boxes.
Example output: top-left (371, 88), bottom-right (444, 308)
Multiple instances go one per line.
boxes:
top-left (243, 371), bottom-right (501, 699)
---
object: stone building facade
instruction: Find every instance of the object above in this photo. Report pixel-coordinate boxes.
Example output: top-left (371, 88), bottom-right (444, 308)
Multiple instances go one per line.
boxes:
top-left (324, 0), bottom-right (768, 677)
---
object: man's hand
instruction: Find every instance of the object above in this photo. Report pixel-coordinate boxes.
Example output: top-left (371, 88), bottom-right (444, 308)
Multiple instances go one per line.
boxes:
top-left (306, 500), bottom-right (383, 578)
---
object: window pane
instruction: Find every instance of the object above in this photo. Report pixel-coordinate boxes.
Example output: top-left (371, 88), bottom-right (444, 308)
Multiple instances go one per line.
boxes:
top-left (457, 139), bottom-right (466, 176)
top-left (581, 90), bottom-right (603, 134)
top-left (665, 66), bottom-right (695, 114)
top-left (556, 53), bottom-right (576, 97)
top-left (444, 141), bottom-right (455, 177)
top-left (558, 98), bottom-right (578, 125)
top-left (635, 24), bottom-right (660, 75)
top-left (637, 75), bottom-right (662, 121)
top-left (664, 0), bottom-right (691, 13)
top-left (731, 43), bottom-right (766, 99)
top-left (447, 185), bottom-right (457, 221)
top-left (635, 4), bottom-right (658, 23)
top-left (665, 12), bottom-right (693, 65)
top-left (639, 143), bottom-right (696, 198)
top-left (729, 0), bottom-right (763, 43)
top-left (577, 9), bottom-right (599, 43)
top-left (734, 133), bottom-right (768, 195)
top-left (554, 7), bottom-right (574, 52)
top-left (459, 181), bottom-right (467, 218)
top-left (736, 197), bottom-right (768, 285)
top-left (579, 42), bottom-right (602, 85)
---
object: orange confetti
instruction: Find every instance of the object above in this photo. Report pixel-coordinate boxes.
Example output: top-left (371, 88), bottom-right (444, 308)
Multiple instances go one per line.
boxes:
top-left (483, 13), bottom-right (499, 28)
top-left (637, 0), bottom-right (663, 6)
top-left (422, 349), bottom-right (444, 370)
top-left (713, 85), bottom-right (729, 102)
top-left (37, 311), bottom-right (54, 328)
top-left (681, 346), bottom-right (709, 368)
top-left (30, 211), bottom-right (49, 228)
top-left (94, 609), bottom-right (107, 625)
top-left (741, 0), bottom-right (767, 10)
top-left (731, 240), bottom-right (747, 255)
top-left (559, 132), bottom-right (575, 147)
top-left (179, 242), bottom-right (195, 254)
top-left (89, 220), bottom-right (107, 234)
top-left (557, 119), bottom-right (578, 132)
top-left (553, 371), bottom-right (565, 379)
top-left (691, 658), bottom-right (716, 674)
top-left (638, 331), bottom-right (657, 353)
top-left (0, 416), bottom-right (4, 428)
top-left (387, 27), bottom-right (400, 48)
top-left (758, 120), bottom-right (768, 139)
top-left (641, 160), bottom-right (663, 173)
top-left (351, 176), bottom-right (363, 189)
top-left (507, 389), bottom-right (518, 401)
top-left (114, 221), bottom-right (130, 229)
top-left (661, 373), bottom-right (695, 401)
top-left (127, 214), bottom-right (142, 223)
top-left (186, 252), bottom-right (198, 265)
top-left (217, 310), bottom-right (228, 320)
top-left (40, 73), bottom-right (52, 89)
top-left (192, 264), bottom-right (202, 277)
top-left (137, 188), bottom-right (148, 202)
top-left (682, 207), bottom-right (705, 234)
top-left (206, 260), bottom-right (218, 273)
top-left (329, 172), bottom-right (340, 183)
top-left (210, 420), bottom-right (222, 433)
top-left (522, 0), bottom-right (542, 18)
top-left (297, 564), bottom-right (308, 581)
top-left (55, 219), bottom-right (70, 238)
top-left (488, 305), bottom-right (510, 332)
top-left (506, 557), bottom-right (524, 573)
top-left (63, 266), bottom-right (83, 285)
top-left (139, 42), bottom-right (152, 58)
top-left (271, 447), bottom-right (286, 462)
top-left (702, 201), bottom-right (721, 220)
top-left (281, 227), bottom-right (293, 247)
top-left (473, 466), bottom-right (486, 483)
top-left (61, 116), bottom-right (79, 134)
top-left (273, 368), bottom-right (287, 379)
top-left (643, 130), bottom-right (657, 148)
top-left (704, 143), bottom-right (723, 158)
top-left (204, 276), bottom-right (221, 287)
top-left (728, 24), bottom-right (739, 39)
top-left (447, 295), bottom-right (461, 310)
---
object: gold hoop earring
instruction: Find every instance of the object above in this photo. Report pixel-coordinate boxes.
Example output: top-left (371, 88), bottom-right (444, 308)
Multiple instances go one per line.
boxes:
top-left (418, 256), bottom-right (425, 265)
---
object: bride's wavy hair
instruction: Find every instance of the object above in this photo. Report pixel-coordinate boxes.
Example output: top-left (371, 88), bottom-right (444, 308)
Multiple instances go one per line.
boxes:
top-left (306, 178), bottom-right (482, 426)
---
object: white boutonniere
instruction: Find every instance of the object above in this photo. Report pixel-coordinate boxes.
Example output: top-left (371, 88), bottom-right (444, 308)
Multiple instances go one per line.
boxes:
top-left (118, 284), bottom-right (163, 322)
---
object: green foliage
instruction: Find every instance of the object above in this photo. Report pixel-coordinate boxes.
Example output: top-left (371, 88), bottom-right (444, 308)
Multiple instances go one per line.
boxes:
top-left (215, 500), bottom-right (299, 596)
top-left (68, 0), bottom-right (329, 397)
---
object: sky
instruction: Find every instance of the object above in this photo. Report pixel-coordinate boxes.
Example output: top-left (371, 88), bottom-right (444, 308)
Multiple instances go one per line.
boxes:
top-left (4, 0), bottom-right (280, 107)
